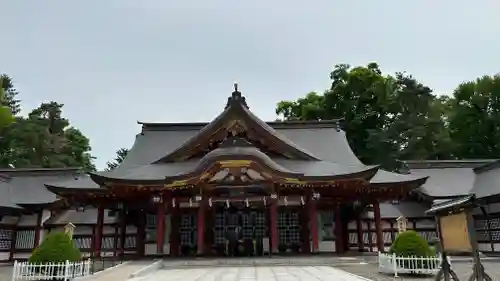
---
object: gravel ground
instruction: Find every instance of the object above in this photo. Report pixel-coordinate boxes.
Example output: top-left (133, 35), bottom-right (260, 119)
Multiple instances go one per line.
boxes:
top-left (337, 260), bottom-right (500, 281)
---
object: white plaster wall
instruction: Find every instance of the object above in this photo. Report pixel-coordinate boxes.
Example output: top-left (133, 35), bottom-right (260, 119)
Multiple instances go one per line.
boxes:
top-left (318, 241), bottom-right (335, 252)
top-left (0, 215), bottom-right (19, 225)
top-left (347, 221), bottom-right (357, 230)
top-left (51, 224), bottom-right (138, 236)
top-left (144, 243), bottom-right (156, 255)
top-left (486, 202), bottom-right (500, 213)
top-left (415, 219), bottom-right (436, 228)
top-left (277, 198), bottom-right (301, 206)
top-left (478, 243), bottom-right (491, 252)
top-left (38, 209), bottom-right (51, 245)
top-left (0, 252), bottom-right (9, 262)
top-left (17, 214), bottom-right (38, 227)
top-left (13, 253), bottom-right (30, 260)
top-left (179, 202), bottom-right (199, 208)
top-left (52, 225), bottom-right (93, 235)
top-left (262, 237), bottom-right (269, 253)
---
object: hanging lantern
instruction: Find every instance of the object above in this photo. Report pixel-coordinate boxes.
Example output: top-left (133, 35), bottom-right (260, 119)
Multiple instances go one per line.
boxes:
top-left (245, 198), bottom-right (249, 208)
top-left (208, 197), bottom-right (212, 207)
top-left (226, 199), bottom-right (230, 208)
top-left (151, 194), bottom-right (162, 204)
top-left (171, 198), bottom-right (176, 208)
top-left (300, 196), bottom-right (305, 206)
top-left (312, 192), bottom-right (320, 200)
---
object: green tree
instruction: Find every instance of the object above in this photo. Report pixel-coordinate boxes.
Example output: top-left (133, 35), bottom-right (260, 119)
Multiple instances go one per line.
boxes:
top-left (0, 76), bottom-right (14, 129)
top-left (0, 101), bottom-right (96, 170)
top-left (276, 63), bottom-right (451, 169)
top-left (386, 72), bottom-right (453, 161)
top-left (106, 148), bottom-right (129, 171)
top-left (0, 74), bottom-right (96, 170)
top-left (448, 75), bottom-right (500, 159)
top-left (0, 74), bottom-right (21, 115)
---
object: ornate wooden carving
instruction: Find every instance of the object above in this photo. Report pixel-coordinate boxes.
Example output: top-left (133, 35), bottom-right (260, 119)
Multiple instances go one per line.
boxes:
top-left (159, 91), bottom-right (318, 162)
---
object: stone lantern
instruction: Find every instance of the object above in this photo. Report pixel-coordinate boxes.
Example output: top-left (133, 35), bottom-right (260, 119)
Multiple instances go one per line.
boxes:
top-left (396, 216), bottom-right (408, 233)
top-left (64, 222), bottom-right (76, 240)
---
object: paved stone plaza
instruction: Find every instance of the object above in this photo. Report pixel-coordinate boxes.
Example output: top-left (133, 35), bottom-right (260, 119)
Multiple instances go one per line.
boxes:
top-left (338, 259), bottom-right (500, 281)
top-left (4, 257), bottom-right (500, 281)
top-left (140, 266), bottom-right (371, 281)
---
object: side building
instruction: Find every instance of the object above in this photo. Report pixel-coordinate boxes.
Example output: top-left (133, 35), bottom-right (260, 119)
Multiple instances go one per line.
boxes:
top-left (0, 88), bottom-right (499, 260)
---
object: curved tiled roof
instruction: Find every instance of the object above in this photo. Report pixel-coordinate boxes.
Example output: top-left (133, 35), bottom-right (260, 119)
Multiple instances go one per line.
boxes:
top-left (152, 91), bottom-right (320, 163)
top-left (0, 168), bottom-right (82, 209)
top-left (470, 160), bottom-right (500, 200)
top-left (89, 153), bottom-right (379, 183)
top-left (403, 159), bottom-right (497, 198)
top-left (199, 146), bottom-right (296, 174)
top-left (50, 91), bottom-right (426, 193)
top-left (125, 120), bottom-right (362, 171)
top-left (0, 180), bottom-right (22, 210)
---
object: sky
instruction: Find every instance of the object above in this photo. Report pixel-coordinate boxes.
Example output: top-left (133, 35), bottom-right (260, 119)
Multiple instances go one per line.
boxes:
top-left (1, 0), bottom-right (499, 169)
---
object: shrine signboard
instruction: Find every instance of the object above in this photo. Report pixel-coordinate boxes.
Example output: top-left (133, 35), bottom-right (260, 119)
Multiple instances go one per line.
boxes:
top-left (439, 212), bottom-right (472, 253)
top-left (426, 194), bottom-right (491, 281)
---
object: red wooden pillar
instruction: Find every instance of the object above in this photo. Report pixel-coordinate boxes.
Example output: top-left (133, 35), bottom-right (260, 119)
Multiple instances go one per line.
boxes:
top-left (94, 206), bottom-right (104, 257)
top-left (300, 205), bottom-right (310, 254)
top-left (196, 199), bottom-right (206, 256)
top-left (355, 217), bottom-right (364, 252)
top-left (366, 221), bottom-right (373, 252)
top-left (334, 204), bottom-right (344, 254)
top-left (309, 199), bottom-right (319, 253)
top-left (169, 201), bottom-right (180, 257)
top-left (9, 226), bottom-right (17, 261)
top-left (119, 207), bottom-right (126, 257)
top-left (269, 196), bottom-right (278, 254)
top-left (156, 198), bottom-right (166, 255)
top-left (136, 212), bottom-right (146, 257)
top-left (113, 224), bottom-right (119, 257)
top-left (373, 201), bottom-right (384, 252)
top-left (33, 211), bottom-right (43, 248)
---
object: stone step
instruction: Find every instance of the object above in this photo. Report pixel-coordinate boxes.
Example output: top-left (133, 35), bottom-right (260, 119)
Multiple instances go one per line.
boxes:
top-left (161, 257), bottom-right (365, 268)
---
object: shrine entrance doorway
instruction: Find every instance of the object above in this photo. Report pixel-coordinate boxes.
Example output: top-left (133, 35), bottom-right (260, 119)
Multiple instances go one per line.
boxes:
top-left (212, 204), bottom-right (268, 256)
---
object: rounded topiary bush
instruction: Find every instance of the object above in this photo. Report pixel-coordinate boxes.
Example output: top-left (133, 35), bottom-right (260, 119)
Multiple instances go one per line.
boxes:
top-left (28, 231), bottom-right (81, 263)
top-left (389, 230), bottom-right (433, 257)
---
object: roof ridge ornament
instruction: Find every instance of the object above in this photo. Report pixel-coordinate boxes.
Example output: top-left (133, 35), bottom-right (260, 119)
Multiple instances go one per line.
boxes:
top-left (219, 136), bottom-right (252, 148)
top-left (226, 82), bottom-right (249, 109)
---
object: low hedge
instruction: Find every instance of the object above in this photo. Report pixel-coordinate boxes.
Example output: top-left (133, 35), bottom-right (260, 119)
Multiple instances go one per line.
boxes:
top-left (29, 231), bottom-right (81, 263)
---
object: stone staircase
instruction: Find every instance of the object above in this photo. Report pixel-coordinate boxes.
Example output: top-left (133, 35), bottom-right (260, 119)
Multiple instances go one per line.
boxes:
top-left (161, 256), bottom-right (367, 268)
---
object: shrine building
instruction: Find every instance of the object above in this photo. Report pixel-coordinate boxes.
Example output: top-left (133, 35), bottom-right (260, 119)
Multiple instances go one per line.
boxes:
top-left (1, 86), bottom-right (500, 259)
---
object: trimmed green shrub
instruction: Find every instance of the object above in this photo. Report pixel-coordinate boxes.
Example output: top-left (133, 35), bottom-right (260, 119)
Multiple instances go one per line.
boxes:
top-left (28, 231), bottom-right (81, 263)
top-left (389, 230), bottom-right (433, 257)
